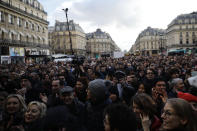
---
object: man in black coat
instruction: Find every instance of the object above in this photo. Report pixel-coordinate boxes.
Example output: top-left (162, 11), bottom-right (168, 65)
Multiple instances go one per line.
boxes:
top-left (109, 71), bottom-right (136, 105)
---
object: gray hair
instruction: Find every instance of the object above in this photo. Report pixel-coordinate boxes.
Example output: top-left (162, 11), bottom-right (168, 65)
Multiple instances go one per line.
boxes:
top-left (170, 78), bottom-right (183, 88)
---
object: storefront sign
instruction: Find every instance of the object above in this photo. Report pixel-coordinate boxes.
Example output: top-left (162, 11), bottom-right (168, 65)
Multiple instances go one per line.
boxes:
top-left (9, 47), bottom-right (24, 56)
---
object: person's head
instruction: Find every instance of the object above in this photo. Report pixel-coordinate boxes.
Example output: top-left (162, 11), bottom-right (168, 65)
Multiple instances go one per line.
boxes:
top-left (153, 78), bottom-right (167, 95)
top-left (51, 79), bottom-right (60, 94)
top-left (75, 77), bottom-right (89, 93)
top-left (87, 79), bottom-right (108, 104)
top-left (115, 71), bottom-right (126, 84)
top-left (137, 83), bottom-right (145, 94)
top-left (161, 98), bottom-right (197, 131)
top-left (25, 101), bottom-right (46, 123)
top-left (20, 75), bottom-right (32, 89)
top-left (100, 65), bottom-right (106, 73)
top-left (132, 93), bottom-right (156, 118)
top-left (5, 94), bottom-right (27, 114)
top-left (59, 86), bottom-right (75, 105)
top-left (127, 72), bottom-right (137, 84)
top-left (170, 78), bottom-right (185, 92)
top-left (103, 103), bottom-right (137, 131)
top-left (146, 69), bottom-right (155, 80)
top-left (169, 68), bottom-right (179, 79)
top-left (58, 74), bottom-right (66, 82)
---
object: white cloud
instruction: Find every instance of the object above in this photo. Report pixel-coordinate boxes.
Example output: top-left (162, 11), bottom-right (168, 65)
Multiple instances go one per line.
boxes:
top-left (44, 0), bottom-right (197, 51)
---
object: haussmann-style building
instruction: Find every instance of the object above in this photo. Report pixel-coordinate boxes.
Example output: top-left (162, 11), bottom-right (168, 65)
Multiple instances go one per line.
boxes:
top-left (0, 0), bottom-right (49, 64)
top-left (166, 11), bottom-right (197, 54)
top-left (131, 27), bottom-right (166, 56)
top-left (86, 28), bottom-right (118, 58)
top-left (49, 20), bottom-right (86, 56)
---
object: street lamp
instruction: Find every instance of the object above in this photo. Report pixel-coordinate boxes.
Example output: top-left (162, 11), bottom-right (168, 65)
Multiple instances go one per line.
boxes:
top-left (62, 8), bottom-right (74, 55)
top-left (159, 34), bottom-right (163, 54)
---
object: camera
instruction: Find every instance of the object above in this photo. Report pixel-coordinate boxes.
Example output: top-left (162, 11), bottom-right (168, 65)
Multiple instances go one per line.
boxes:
top-left (72, 56), bottom-right (85, 65)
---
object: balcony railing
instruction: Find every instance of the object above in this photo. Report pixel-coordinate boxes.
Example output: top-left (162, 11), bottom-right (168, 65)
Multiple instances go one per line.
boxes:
top-left (0, 39), bottom-right (49, 49)
top-left (0, 1), bottom-right (48, 24)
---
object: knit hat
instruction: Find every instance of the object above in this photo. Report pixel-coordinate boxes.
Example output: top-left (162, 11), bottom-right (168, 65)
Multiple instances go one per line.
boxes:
top-left (178, 92), bottom-right (197, 102)
top-left (88, 79), bottom-right (107, 103)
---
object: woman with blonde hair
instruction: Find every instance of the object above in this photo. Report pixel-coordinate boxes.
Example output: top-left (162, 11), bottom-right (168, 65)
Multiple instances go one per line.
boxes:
top-left (1, 94), bottom-right (27, 131)
top-left (23, 101), bottom-right (47, 131)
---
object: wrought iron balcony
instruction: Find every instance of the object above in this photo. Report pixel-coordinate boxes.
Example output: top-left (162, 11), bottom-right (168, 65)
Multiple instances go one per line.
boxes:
top-left (0, 38), bottom-right (49, 49)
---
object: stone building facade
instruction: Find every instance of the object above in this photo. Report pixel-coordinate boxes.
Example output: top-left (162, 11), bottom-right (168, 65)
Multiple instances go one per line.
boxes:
top-left (0, 0), bottom-right (49, 63)
top-left (131, 11), bottom-right (197, 56)
top-left (166, 12), bottom-right (197, 53)
top-left (86, 29), bottom-right (118, 58)
top-left (49, 20), bottom-right (86, 56)
top-left (131, 27), bottom-right (166, 56)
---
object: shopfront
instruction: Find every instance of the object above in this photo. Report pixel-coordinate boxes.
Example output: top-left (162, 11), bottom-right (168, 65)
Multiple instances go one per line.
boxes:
top-left (9, 47), bottom-right (25, 64)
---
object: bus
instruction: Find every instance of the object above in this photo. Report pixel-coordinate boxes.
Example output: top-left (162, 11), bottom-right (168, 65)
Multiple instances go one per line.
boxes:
top-left (167, 49), bottom-right (186, 56)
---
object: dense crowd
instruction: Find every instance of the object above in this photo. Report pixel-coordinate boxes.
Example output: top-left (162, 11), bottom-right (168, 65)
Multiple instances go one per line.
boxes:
top-left (0, 54), bottom-right (197, 131)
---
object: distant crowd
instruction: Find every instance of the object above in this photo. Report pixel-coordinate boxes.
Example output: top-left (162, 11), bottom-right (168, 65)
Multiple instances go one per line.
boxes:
top-left (0, 54), bottom-right (197, 131)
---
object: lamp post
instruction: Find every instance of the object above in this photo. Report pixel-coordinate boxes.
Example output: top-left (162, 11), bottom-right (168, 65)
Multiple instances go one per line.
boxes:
top-left (159, 34), bottom-right (163, 54)
top-left (62, 8), bottom-right (74, 55)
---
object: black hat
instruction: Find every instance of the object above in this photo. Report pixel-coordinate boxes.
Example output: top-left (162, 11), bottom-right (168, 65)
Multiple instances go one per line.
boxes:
top-left (20, 74), bottom-right (31, 81)
top-left (115, 71), bottom-right (126, 79)
top-left (59, 86), bottom-right (74, 95)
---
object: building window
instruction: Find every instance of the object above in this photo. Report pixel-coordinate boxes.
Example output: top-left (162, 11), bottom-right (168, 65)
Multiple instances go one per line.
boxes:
top-left (32, 24), bottom-right (34, 30)
top-left (8, 14), bottom-right (14, 24)
top-left (186, 25), bottom-right (188, 29)
top-left (37, 26), bottom-right (40, 32)
top-left (193, 39), bottom-right (195, 44)
top-left (186, 39), bottom-right (189, 44)
top-left (192, 32), bottom-right (195, 36)
top-left (17, 17), bottom-right (22, 27)
top-left (26, 36), bottom-right (28, 42)
top-left (1, 32), bottom-right (5, 39)
top-left (180, 39), bottom-right (183, 44)
top-left (11, 33), bottom-right (14, 40)
top-left (0, 11), bottom-right (4, 22)
top-left (25, 21), bottom-right (28, 29)
top-left (186, 32), bottom-right (189, 37)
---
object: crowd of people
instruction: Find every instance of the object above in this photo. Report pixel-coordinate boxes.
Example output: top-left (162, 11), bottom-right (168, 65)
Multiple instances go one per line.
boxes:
top-left (0, 54), bottom-right (197, 131)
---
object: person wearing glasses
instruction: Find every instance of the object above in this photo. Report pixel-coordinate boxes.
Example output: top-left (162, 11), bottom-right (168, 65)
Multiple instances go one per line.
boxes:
top-left (160, 98), bottom-right (197, 131)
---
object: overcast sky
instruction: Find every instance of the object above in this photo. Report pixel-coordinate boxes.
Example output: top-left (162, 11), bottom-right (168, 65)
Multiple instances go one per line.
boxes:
top-left (39, 0), bottom-right (197, 51)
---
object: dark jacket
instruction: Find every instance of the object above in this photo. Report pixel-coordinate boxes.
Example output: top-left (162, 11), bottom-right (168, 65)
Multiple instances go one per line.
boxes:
top-left (85, 99), bottom-right (111, 131)
top-left (1, 111), bottom-right (24, 131)
top-left (109, 83), bottom-right (135, 105)
top-left (23, 118), bottom-right (44, 131)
